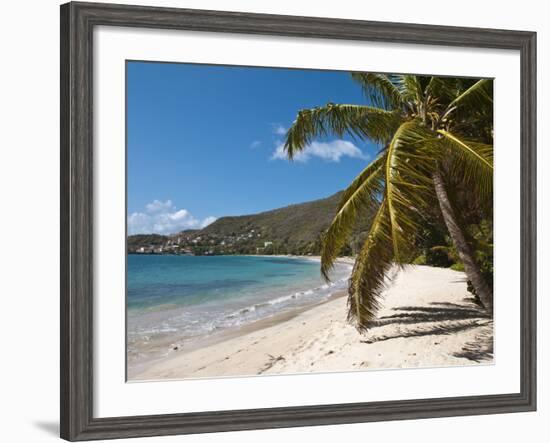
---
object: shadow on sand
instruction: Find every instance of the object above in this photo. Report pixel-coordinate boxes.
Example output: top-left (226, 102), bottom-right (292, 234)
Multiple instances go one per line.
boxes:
top-left (453, 326), bottom-right (494, 362)
top-left (360, 301), bottom-right (494, 362)
top-left (372, 302), bottom-right (491, 327)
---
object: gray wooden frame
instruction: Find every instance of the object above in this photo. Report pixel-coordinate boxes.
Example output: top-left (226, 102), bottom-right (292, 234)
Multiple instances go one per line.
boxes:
top-left (60, 1), bottom-right (537, 441)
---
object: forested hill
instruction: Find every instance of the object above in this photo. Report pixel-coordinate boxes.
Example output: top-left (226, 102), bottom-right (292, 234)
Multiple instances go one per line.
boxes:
top-left (128, 192), bottom-right (374, 255)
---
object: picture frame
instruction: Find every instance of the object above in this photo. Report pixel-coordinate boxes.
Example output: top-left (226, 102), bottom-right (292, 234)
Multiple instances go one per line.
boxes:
top-left (60, 1), bottom-right (537, 441)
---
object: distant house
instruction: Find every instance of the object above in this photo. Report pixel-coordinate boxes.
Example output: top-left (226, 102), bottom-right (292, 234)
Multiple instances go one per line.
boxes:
top-left (264, 241), bottom-right (273, 248)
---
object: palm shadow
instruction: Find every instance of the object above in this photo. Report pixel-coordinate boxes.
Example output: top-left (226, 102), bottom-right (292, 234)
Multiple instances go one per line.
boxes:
top-left (371, 302), bottom-right (490, 327)
top-left (360, 301), bottom-right (493, 353)
top-left (453, 326), bottom-right (494, 362)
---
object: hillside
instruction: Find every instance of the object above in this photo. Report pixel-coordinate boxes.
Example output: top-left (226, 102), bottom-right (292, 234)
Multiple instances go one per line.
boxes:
top-left (127, 234), bottom-right (167, 250)
top-left (204, 192), bottom-right (344, 243)
top-left (128, 192), bottom-right (375, 255)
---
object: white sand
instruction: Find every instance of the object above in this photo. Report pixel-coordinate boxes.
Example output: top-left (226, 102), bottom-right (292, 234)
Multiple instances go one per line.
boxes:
top-left (130, 265), bottom-right (493, 381)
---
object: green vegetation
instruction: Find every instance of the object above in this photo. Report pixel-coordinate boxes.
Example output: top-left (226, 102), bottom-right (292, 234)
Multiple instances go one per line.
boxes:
top-left (413, 218), bottom-right (493, 305)
top-left (201, 191), bottom-right (374, 255)
top-left (127, 192), bottom-right (374, 256)
top-left (284, 73), bottom-right (493, 330)
top-left (127, 234), bottom-right (167, 250)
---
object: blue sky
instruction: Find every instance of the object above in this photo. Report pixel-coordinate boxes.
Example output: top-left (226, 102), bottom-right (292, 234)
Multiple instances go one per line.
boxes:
top-left (127, 61), bottom-right (379, 235)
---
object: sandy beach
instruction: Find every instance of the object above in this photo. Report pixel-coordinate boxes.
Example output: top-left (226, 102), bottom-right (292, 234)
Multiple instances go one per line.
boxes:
top-left (130, 265), bottom-right (493, 381)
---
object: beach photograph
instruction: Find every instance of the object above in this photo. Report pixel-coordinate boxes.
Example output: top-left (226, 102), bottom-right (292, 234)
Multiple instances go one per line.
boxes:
top-left (126, 62), bottom-right (494, 381)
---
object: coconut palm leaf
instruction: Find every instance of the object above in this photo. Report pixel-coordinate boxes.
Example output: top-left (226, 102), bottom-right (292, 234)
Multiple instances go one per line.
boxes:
top-left (447, 79), bottom-right (493, 112)
top-left (343, 121), bottom-right (439, 329)
top-left (437, 129), bottom-right (493, 203)
top-left (284, 104), bottom-right (402, 158)
top-left (384, 121), bottom-right (436, 262)
top-left (350, 72), bottom-right (402, 110)
top-left (347, 197), bottom-right (394, 330)
top-left (396, 75), bottom-right (424, 103)
top-left (320, 153), bottom-right (386, 280)
top-left (425, 76), bottom-right (458, 103)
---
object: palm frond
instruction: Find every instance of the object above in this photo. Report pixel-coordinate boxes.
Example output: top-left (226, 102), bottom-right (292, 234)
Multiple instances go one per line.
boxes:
top-left (320, 153), bottom-right (386, 280)
top-left (437, 129), bottom-right (493, 203)
top-left (350, 73), bottom-right (402, 110)
top-left (425, 76), bottom-right (459, 103)
top-left (346, 121), bottom-right (439, 331)
top-left (385, 121), bottom-right (437, 262)
top-left (347, 197), bottom-right (394, 331)
top-left (284, 104), bottom-right (402, 158)
top-left (395, 75), bottom-right (424, 103)
top-left (446, 79), bottom-right (493, 112)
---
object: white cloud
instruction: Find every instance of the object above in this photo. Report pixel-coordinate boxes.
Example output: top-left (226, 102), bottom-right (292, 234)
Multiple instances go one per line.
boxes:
top-left (145, 199), bottom-right (173, 213)
top-left (200, 216), bottom-right (218, 228)
top-left (271, 139), bottom-right (368, 163)
top-left (249, 140), bottom-right (262, 149)
top-left (272, 124), bottom-right (287, 136)
top-left (128, 200), bottom-right (217, 235)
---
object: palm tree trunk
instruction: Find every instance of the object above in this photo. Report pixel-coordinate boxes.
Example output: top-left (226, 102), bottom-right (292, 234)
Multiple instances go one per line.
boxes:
top-left (432, 170), bottom-right (493, 314)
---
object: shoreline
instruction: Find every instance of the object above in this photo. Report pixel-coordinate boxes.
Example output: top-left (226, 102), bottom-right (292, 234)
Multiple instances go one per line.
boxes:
top-left (127, 289), bottom-right (347, 379)
top-left (127, 256), bottom-right (353, 377)
top-left (127, 252), bottom-right (355, 267)
top-left (129, 265), bottom-right (493, 381)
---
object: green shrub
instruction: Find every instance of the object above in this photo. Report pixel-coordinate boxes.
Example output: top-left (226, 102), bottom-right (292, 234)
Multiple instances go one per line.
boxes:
top-left (425, 245), bottom-right (453, 268)
top-left (412, 254), bottom-right (426, 265)
top-left (450, 262), bottom-right (465, 272)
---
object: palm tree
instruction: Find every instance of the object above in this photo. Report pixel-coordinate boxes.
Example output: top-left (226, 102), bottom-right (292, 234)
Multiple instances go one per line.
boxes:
top-left (283, 74), bottom-right (493, 331)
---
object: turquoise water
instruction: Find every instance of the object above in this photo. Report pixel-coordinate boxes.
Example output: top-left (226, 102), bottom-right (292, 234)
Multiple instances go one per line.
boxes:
top-left (127, 255), bottom-right (351, 358)
top-left (129, 255), bottom-right (324, 311)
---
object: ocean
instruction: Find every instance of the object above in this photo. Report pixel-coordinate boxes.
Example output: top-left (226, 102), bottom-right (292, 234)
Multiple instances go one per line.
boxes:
top-left (127, 255), bottom-right (352, 371)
